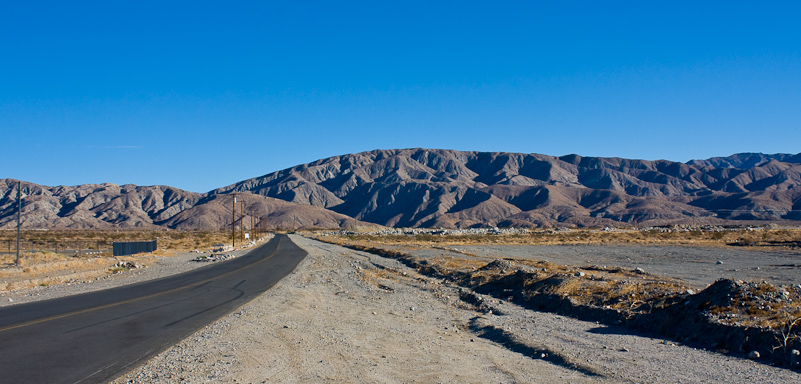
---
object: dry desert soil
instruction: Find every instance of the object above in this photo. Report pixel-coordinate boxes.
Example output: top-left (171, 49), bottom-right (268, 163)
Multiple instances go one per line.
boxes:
top-left (3, 235), bottom-right (801, 383)
top-left (115, 236), bottom-right (801, 383)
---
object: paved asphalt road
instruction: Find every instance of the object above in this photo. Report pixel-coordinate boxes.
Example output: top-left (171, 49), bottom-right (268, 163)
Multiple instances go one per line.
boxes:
top-left (0, 234), bottom-right (307, 384)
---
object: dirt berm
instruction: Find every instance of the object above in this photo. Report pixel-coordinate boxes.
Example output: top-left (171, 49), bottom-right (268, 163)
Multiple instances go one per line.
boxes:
top-left (330, 241), bottom-right (801, 370)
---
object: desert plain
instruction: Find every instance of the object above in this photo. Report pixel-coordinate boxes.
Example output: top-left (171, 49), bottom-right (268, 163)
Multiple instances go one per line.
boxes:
top-left (1, 227), bottom-right (800, 383)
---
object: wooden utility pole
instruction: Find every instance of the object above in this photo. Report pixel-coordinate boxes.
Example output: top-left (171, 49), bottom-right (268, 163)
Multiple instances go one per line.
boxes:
top-left (240, 200), bottom-right (245, 243)
top-left (232, 194), bottom-right (238, 249)
top-left (16, 181), bottom-right (21, 267)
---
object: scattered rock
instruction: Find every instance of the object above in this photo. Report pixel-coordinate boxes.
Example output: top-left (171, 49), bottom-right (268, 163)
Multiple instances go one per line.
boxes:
top-left (479, 260), bottom-right (514, 272)
top-left (192, 254), bottom-right (237, 263)
top-left (747, 351), bottom-right (760, 360)
top-left (716, 260), bottom-right (723, 265)
top-left (634, 267), bottom-right (645, 274)
top-left (112, 261), bottom-right (141, 270)
top-left (574, 271), bottom-right (585, 277)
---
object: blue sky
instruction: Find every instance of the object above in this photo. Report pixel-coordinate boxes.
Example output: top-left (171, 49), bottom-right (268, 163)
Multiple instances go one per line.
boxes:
top-left (2, 1), bottom-right (800, 192)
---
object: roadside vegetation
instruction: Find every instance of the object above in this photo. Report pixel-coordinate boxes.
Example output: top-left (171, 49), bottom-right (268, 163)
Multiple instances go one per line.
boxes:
top-left (0, 230), bottom-right (236, 292)
top-left (326, 226), bottom-right (801, 249)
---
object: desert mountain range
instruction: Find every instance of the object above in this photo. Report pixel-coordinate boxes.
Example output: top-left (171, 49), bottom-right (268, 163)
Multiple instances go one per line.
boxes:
top-left (2, 149), bottom-right (800, 230)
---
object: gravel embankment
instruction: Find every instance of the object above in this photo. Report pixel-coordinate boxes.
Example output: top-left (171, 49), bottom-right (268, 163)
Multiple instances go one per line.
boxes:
top-left (111, 236), bottom-right (800, 383)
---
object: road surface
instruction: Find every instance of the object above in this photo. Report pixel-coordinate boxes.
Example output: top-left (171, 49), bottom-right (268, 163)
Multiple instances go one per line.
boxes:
top-left (0, 234), bottom-right (307, 384)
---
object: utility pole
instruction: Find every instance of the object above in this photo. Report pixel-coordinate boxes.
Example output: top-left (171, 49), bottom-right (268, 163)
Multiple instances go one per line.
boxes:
top-left (231, 194), bottom-right (238, 249)
top-left (16, 181), bottom-right (21, 267)
top-left (240, 200), bottom-right (245, 243)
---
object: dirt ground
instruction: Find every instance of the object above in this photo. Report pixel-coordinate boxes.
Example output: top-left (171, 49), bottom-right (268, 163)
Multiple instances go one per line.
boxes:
top-left (2, 232), bottom-right (800, 383)
top-left (400, 244), bottom-right (801, 288)
top-left (111, 235), bottom-right (801, 383)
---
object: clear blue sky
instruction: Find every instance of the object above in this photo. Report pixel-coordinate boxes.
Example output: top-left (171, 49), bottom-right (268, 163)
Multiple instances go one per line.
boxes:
top-left (2, 1), bottom-right (799, 192)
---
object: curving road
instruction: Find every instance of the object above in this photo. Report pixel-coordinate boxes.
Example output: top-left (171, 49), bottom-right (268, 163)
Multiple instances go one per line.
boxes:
top-left (0, 234), bottom-right (307, 384)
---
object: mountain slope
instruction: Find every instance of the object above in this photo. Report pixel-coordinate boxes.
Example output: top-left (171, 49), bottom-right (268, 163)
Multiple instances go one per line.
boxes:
top-left (0, 180), bottom-right (201, 229)
top-left (3, 149), bottom-right (801, 229)
top-left (163, 193), bottom-right (370, 231)
top-left (0, 180), bottom-right (372, 230)
top-left (212, 148), bottom-right (801, 227)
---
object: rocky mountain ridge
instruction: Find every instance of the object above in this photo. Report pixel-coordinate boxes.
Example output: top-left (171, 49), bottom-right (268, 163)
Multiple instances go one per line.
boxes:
top-left (212, 149), bottom-right (801, 228)
top-left (0, 180), bottom-right (368, 230)
top-left (3, 149), bottom-right (800, 229)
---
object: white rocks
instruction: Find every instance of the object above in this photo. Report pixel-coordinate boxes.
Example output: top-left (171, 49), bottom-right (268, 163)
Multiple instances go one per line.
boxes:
top-left (192, 254), bottom-right (237, 263)
top-left (113, 261), bottom-right (141, 269)
top-left (574, 271), bottom-right (585, 277)
top-left (747, 351), bottom-right (760, 360)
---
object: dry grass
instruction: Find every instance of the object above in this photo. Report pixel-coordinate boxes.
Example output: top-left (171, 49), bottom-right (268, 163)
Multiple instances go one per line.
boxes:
top-left (0, 229), bottom-right (242, 255)
top-left (325, 233), bottom-right (801, 333)
top-left (429, 256), bottom-right (490, 271)
top-left (0, 230), bottom-right (246, 293)
top-left (0, 251), bottom-right (117, 292)
top-left (355, 268), bottom-right (398, 287)
top-left (322, 227), bottom-right (801, 248)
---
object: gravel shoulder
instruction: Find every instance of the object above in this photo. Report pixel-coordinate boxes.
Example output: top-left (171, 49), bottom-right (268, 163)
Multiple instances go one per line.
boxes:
top-left (111, 235), bottom-right (799, 383)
